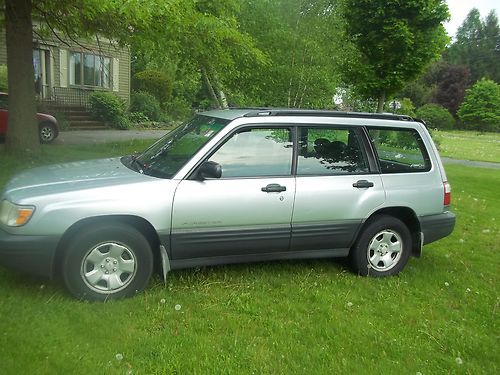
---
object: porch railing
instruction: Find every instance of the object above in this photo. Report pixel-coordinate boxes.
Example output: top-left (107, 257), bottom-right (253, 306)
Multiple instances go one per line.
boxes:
top-left (48, 87), bottom-right (96, 108)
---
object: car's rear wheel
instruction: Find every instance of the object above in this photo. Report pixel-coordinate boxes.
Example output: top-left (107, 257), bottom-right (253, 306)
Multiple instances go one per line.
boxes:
top-left (39, 122), bottom-right (56, 143)
top-left (62, 223), bottom-right (153, 301)
top-left (350, 215), bottom-right (411, 277)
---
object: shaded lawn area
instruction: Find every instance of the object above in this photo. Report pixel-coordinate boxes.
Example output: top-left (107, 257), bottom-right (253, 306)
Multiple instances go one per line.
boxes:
top-left (0, 143), bottom-right (498, 374)
top-left (435, 130), bottom-right (500, 163)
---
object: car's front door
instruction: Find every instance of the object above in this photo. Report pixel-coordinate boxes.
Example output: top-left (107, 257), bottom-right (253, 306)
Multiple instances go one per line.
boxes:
top-left (171, 127), bottom-right (296, 260)
top-left (291, 126), bottom-right (385, 252)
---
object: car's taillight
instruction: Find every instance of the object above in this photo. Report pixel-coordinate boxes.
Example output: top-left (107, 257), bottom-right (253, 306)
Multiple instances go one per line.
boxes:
top-left (443, 181), bottom-right (451, 206)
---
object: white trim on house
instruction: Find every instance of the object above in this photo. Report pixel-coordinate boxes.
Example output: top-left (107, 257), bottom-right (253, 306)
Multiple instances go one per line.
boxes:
top-left (112, 57), bottom-right (119, 92)
top-left (59, 49), bottom-right (68, 87)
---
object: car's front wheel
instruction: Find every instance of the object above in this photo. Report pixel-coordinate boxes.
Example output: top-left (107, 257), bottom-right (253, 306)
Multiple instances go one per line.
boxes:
top-left (350, 215), bottom-right (411, 277)
top-left (39, 122), bottom-right (56, 143)
top-left (62, 223), bottom-right (153, 301)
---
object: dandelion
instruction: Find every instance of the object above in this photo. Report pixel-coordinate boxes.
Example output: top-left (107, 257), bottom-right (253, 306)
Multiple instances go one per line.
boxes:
top-left (346, 302), bottom-right (353, 308)
top-left (160, 298), bottom-right (166, 304)
top-left (466, 288), bottom-right (471, 293)
top-left (445, 282), bottom-right (450, 287)
top-left (482, 229), bottom-right (490, 233)
top-left (115, 353), bottom-right (123, 361)
top-left (175, 304), bottom-right (181, 311)
top-left (455, 357), bottom-right (463, 365)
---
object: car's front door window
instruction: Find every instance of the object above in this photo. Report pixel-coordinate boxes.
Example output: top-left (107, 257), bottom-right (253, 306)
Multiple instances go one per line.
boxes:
top-left (208, 128), bottom-right (293, 178)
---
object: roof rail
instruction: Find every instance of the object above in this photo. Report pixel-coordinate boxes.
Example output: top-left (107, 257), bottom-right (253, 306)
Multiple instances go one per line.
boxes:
top-left (238, 108), bottom-right (415, 121)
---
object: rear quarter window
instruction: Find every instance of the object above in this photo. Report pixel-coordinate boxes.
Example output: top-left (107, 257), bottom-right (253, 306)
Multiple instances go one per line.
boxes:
top-left (367, 127), bottom-right (431, 173)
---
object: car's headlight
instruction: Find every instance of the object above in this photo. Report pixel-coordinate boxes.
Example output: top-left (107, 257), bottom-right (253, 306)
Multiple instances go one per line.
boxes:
top-left (0, 200), bottom-right (35, 227)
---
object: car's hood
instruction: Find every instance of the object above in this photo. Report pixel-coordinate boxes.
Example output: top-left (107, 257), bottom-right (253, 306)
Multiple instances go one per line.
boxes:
top-left (3, 157), bottom-right (154, 201)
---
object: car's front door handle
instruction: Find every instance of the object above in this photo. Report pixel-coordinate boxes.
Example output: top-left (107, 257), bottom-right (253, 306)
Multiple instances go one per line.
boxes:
top-left (261, 184), bottom-right (287, 193)
top-left (352, 180), bottom-right (374, 188)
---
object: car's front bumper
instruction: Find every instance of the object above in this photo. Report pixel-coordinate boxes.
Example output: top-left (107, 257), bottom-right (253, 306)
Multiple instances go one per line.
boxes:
top-left (0, 227), bottom-right (60, 278)
top-left (419, 211), bottom-right (456, 245)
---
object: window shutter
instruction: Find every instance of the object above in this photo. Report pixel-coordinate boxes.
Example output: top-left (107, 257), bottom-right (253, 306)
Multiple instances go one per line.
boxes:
top-left (59, 49), bottom-right (68, 87)
top-left (112, 58), bottom-right (119, 92)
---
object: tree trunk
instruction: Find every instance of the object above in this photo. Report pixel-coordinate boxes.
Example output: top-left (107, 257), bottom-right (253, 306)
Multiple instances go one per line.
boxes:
top-left (376, 90), bottom-right (386, 113)
top-left (5, 0), bottom-right (40, 153)
top-left (201, 66), bottom-right (221, 109)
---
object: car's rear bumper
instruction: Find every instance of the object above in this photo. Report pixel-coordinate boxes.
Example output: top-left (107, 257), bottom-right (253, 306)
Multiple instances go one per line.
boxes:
top-left (0, 228), bottom-right (60, 278)
top-left (419, 211), bottom-right (456, 245)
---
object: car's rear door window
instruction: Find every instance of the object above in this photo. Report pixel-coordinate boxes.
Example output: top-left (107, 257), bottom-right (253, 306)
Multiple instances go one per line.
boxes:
top-left (297, 127), bottom-right (369, 175)
top-left (367, 127), bottom-right (431, 173)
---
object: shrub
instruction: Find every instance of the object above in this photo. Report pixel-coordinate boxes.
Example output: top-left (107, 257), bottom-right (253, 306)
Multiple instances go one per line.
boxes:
top-left (88, 91), bottom-right (126, 129)
top-left (0, 65), bottom-right (7, 91)
top-left (166, 97), bottom-right (193, 120)
top-left (130, 91), bottom-right (162, 121)
top-left (114, 115), bottom-right (131, 130)
top-left (416, 104), bottom-right (455, 130)
top-left (128, 112), bottom-right (150, 124)
top-left (458, 79), bottom-right (500, 132)
top-left (132, 70), bottom-right (173, 104)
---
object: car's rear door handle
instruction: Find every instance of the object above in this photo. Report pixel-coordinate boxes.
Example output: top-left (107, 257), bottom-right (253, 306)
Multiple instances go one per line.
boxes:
top-left (352, 180), bottom-right (374, 188)
top-left (261, 184), bottom-right (287, 193)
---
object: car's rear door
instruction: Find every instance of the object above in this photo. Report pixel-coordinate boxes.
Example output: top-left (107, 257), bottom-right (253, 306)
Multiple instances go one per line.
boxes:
top-left (171, 126), bottom-right (296, 260)
top-left (291, 126), bottom-right (385, 252)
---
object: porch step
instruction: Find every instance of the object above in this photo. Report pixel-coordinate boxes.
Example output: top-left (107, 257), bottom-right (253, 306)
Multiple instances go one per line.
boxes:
top-left (68, 120), bottom-right (108, 130)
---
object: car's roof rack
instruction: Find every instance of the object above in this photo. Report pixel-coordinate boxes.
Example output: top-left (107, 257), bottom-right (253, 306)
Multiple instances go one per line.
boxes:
top-left (234, 107), bottom-right (415, 122)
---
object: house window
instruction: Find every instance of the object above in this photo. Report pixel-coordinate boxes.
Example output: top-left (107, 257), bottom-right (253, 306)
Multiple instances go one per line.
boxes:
top-left (70, 52), bottom-right (110, 88)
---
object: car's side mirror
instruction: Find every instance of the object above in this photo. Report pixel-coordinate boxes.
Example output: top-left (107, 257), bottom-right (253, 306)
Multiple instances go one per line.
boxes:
top-left (197, 161), bottom-right (222, 180)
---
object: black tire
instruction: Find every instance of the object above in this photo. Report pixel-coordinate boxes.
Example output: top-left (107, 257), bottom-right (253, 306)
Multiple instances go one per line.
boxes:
top-left (350, 215), bottom-right (411, 277)
top-left (39, 122), bottom-right (56, 143)
top-left (62, 223), bottom-right (153, 301)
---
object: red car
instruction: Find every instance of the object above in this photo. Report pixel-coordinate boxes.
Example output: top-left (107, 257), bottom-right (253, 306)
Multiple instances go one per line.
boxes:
top-left (0, 92), bottom-right (59, 143)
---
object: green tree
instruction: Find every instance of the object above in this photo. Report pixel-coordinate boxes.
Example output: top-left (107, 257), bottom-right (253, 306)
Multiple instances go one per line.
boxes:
top-left (447, 9), bottom-right (500, 83)
top-left (341, 0), bottom-right (449, 112)
top-left (457, 79), bottom-right (500, 132)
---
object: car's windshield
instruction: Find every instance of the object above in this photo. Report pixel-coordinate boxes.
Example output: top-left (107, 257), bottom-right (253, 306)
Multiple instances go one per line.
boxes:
top-left (132, 115), bottom-right (229, 178)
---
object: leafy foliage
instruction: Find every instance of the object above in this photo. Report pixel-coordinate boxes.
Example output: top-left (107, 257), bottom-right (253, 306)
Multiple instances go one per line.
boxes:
top-left (342, 0), bottom-right (449, 111)
top-left (130, 91), bottom-right (162, 121)
top-left (416, 104), bottom-right (455, 130)
top-left (88, 91), bottom-right (128, 129)
top-left (230, 0), bottom-right (342, 108)
top-left (458, 79), bottom-right (500, 132)
top-left (132, 70), bottom-right (173, 105)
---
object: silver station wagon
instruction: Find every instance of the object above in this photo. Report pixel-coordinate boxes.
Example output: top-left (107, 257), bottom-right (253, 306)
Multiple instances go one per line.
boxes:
top-left (0, 109), bottom-right (455, 300)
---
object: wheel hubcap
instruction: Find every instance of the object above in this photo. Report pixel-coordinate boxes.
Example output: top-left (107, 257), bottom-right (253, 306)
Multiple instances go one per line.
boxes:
top-left (367, 229), bottom-right (403, 271)
top-left (41, 127), bottom-right (53, 141)
top-left (81, 242), bottom-right (137, 293)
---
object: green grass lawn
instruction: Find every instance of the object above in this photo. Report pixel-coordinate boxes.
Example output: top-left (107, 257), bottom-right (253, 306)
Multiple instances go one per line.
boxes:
top-left (0, 143), bottom-right (498, 374)
top-left (434, 130), bottom-right (500, 163)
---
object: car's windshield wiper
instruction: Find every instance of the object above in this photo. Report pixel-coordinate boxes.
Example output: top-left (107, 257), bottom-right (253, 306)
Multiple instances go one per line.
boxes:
top-left (130, 156), bottom-right (148, 174)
